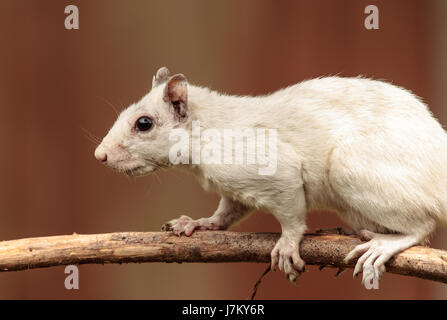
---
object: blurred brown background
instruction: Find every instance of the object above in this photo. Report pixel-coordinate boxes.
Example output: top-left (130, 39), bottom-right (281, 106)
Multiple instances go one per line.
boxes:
top-left (0, 0), bottom-right (446, 299)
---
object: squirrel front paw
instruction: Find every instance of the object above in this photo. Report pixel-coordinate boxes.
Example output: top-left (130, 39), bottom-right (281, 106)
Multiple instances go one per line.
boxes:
top-left (270, 236), bottom-right (306, 284)
top-left (162, 215), bottom-right (221, 236)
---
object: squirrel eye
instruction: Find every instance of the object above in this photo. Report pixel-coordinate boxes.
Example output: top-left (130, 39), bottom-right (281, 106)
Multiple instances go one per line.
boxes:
top-left (135, 116), bottom-right (153, 131)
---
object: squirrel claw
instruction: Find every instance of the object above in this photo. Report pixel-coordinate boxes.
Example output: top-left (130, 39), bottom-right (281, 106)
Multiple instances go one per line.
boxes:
top-left (161, 223), bottom-right (173, 232)
top-left (335, 267), bottom-right (346, 277)
top-left (316, 227), bottom-right (354, 236)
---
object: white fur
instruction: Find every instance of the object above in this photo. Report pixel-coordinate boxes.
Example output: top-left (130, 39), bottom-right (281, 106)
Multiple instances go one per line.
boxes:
top-left (96, 68), bottom-right (447, 288)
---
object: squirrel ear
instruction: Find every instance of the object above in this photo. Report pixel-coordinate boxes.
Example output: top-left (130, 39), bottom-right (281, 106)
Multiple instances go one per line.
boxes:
top-left (152, 67), bottom-right (170, 88)
top-left (163, 74), bottom-right (188, 118)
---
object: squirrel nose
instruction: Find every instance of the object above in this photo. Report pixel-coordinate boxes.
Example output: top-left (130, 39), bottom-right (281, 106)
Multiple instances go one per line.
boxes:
top-left (94, 147), bottom-right (108, 163)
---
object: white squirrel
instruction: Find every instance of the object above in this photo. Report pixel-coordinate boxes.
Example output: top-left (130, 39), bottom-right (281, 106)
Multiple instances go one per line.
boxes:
top-left (95, 67), bottom-right (447, 288)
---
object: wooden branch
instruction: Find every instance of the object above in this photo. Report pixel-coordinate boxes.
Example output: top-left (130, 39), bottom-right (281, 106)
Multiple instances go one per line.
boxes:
top-left (0, 231), bottom-right (446, 283)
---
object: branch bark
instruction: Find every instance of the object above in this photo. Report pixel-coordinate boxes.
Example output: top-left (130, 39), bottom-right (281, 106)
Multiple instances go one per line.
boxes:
top-left (0, 231), bottom-right (446, 283)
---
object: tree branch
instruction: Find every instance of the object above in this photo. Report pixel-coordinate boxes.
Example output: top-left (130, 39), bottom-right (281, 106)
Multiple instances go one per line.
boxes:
top-left (0, 231), bottom-right (446, 283)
